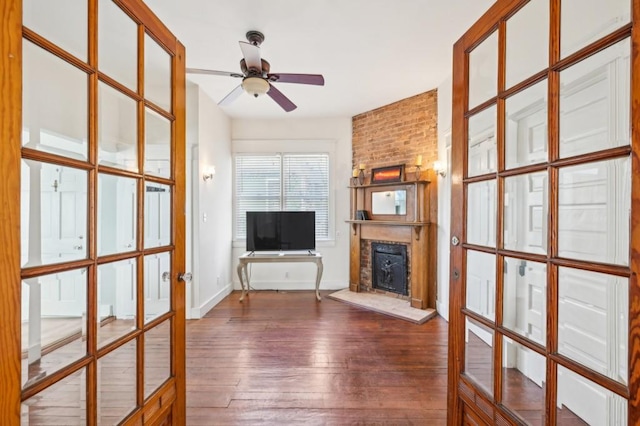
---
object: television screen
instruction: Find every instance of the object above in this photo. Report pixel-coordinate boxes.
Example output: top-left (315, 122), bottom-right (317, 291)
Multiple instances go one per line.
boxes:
top-left (246, 211), bottom-right (315, 252)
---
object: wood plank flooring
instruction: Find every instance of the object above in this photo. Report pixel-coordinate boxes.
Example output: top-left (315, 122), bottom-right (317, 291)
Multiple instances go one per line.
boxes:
top-left (186, 290), bottom-right (449, 425)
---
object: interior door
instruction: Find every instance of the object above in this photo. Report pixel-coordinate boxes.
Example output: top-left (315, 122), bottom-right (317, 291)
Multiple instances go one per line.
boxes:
top-left (0, 0), bottom-right (187, 424)
top-left (448, 0), bottom-right (639, 424)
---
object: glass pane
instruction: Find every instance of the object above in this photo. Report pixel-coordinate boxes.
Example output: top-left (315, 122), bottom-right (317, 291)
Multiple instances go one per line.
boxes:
top-left (466, 250), bottom-right (495, 321)
top-left (558, 267), bottom-right (628, 385)
top-left (502, 258), bottom-right (547, 346)
top-left (468, 105), bottom-right (497, 177)
top-left (23, 0), bottom-right (87, 61)
top-left (98, 339), bottom-right (137, 424)
top-left (98, 174), bottom-right (137, 256)
top-left (505, 0), bottom-right (549, 88)
top-left (558, 157), bottom-right (630, 266)
top-left (144, 252), bottom-right (171, 323)
top-left (467, 179), bottom-right (496, 247)
top-left (502, 337), bottom-right (546, 425)
top-left (21, 269), bottom-right (87, 388)
top-left (21, 161), bottom-right (87, 267)
top-left (557, 365), bottom-right (627, 425)
top-left (504, 172), bottom-right (547, 255)
top-left (561, 0), bottom-right (630, 58)
top-left (23, 40), bottom-right (88, 161)
top-left (98, 82), bottom-right (138, 171)
top-left (144, 108), bottom-right (171, 178)
top-left (469, 31), bottom-right (498, 109)
top-left (464, 316), bottom-right (494, 396)
top-left (97, 259), bottom-right (137, 348)
top-left (144, 183), bottom-right (171, 249)
top-left (505, 80), bottom-right (548, 169)
top-left (98, 0), bottom-right (138, 90)
top-left (559, 38), bottom-right (630, 158)
top-left (144, 33), bottom-right (171, 111)
top-left (21, 367), bottom-right (87, 424)
top-left (144, 320), bottom-right (171, 398)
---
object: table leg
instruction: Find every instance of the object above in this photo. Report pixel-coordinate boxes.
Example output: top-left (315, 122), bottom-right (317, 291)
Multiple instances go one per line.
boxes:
top-left (237, 262), bottom-right (247, 302)
top-left (315, 259), bottom-right (323, 301)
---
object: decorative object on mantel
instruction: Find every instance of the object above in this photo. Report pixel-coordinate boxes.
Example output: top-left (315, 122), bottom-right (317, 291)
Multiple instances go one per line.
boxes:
top-left (414, 155), bottom-right (422, 180)
top-left (327, 289), bottom-right (437, 324)
top-left (351, 168), bottom-right (359, 186)
top-left (433, 160), bottom-right (446, 177)
top-left (356, 210), bottom-right (370, 220)
top-left (371, 164), bottom-right (404, 183)
top-left (358, 163), bottom-right (366, 185)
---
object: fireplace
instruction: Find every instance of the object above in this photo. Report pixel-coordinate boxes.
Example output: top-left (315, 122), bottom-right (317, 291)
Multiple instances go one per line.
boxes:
top-left (371, 243), bottom-right (408, 296)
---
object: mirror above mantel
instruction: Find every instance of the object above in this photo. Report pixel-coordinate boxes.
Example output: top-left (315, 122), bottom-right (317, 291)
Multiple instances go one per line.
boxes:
top-left (371, 190), bottom-right (407, 215)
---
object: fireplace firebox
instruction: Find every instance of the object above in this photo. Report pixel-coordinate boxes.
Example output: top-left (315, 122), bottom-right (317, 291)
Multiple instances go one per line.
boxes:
top-left (371, 243), bottom-right (408, 295)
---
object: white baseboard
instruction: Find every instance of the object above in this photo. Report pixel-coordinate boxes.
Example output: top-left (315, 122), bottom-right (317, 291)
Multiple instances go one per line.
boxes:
top-left (233, 280), bottom-right (347, 292)
top-left (436, 299), bottom-right (449, 322)
top-left (189, 283), bottom-right (233, 319)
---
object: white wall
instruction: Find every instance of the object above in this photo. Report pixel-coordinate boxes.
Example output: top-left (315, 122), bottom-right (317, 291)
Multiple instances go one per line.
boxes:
top-left (186, 83), bottom-right (233, 318)
top-left (230, 118), bottom-right (352, 291)
top-left (436, 75), bottom-right (453, 321)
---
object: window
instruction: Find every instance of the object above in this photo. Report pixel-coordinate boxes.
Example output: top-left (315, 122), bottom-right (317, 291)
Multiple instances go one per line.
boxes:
top-left (234, 153), bottom-right (330, 240)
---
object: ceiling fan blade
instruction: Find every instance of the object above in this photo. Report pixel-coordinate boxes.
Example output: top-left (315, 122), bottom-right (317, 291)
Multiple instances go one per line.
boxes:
top-left (186, 68), bottom-right (243, 78)
top-left (239, 41), bottom-right (262, 72)
top-left (267, 83), bottom-right (296, 112)
top-left (218, 84), bottom-right (244, 106)
top-left (267, 73), bottom-right (324, 86)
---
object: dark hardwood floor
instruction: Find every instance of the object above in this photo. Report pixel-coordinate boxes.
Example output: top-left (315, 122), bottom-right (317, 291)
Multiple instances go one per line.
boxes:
top-left (186, 290), bottom-right (449, 425)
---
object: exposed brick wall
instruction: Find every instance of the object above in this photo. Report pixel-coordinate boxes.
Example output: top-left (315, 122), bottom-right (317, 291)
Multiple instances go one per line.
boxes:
top-left (352, 90), bottom-right (438, 303)
top-left (352, 90), bottom-right (438, 176)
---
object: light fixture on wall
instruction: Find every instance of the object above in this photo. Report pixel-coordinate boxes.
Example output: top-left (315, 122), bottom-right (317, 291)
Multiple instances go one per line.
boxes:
top-left (203, 166), bottom-right (216, 182)
top-left (433, 161), bottom-right (446, 178)
top-left (242, 77), bottom-right (270, 97)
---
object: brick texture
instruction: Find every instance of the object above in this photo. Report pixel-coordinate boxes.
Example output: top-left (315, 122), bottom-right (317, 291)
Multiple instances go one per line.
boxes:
top-left (352, 90), bottom-right (438, 176)
top-left (352, 90), bottom-right (438, 301)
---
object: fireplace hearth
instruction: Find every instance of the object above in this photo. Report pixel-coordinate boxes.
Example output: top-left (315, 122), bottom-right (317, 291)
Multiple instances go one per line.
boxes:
top-left (372, 243), bottom-right (408, 296)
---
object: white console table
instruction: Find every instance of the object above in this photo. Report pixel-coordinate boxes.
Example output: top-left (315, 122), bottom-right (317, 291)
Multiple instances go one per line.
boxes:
top-left (236, 252), bottom-right (323, 302)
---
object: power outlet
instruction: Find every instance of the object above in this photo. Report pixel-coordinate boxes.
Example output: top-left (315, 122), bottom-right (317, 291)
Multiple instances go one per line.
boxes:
top-left (203, 213), bottom-right (207, 222)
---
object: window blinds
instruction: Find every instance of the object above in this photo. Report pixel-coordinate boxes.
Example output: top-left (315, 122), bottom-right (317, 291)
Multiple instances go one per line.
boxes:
top-left (234, 153), bottom-right (330, 239)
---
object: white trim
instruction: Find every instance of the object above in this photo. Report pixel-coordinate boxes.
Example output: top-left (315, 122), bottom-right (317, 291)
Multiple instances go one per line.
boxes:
top-left (189, 283), bottom-right (233, 319)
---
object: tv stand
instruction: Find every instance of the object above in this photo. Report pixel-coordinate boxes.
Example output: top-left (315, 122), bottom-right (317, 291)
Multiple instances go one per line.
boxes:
top-left (237, 252), bottom-right (323, 302)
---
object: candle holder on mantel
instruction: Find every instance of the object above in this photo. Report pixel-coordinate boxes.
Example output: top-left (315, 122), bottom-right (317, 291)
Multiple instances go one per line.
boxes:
top-left (358, 164), bottom-right (366, 185)
top-left (414, 155), bottom-right (423, 181)
top-left (414, 165), bottom-right (422, 181)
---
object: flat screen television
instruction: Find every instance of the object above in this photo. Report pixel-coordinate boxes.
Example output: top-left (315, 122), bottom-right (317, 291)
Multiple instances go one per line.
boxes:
top-left (246, 211), bottom-right (316, 252)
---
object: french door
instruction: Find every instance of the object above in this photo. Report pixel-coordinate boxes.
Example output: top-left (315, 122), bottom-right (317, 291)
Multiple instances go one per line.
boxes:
top-left (448, 0), bottom-right (639, 424)
top-left (1, 0), bottom-right (186, 424)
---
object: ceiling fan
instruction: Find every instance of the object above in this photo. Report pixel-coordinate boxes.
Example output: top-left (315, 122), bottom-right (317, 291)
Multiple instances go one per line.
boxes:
top-left (186, 31), bottom-right (324, 112)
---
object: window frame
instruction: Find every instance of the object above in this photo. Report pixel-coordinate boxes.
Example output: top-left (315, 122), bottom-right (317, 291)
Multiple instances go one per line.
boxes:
top-left (232, 139), bottom-right (336, 245)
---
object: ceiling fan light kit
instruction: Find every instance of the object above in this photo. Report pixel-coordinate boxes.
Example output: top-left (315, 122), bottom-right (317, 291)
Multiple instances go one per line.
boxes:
top-left (186, 30), bottom-right (324, 112)
top-left (242, 76), bottom-right (270, 97)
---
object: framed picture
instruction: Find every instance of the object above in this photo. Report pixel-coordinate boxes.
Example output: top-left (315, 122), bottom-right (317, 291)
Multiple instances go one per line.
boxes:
top-left (371, 164), bottom-right (404, 183)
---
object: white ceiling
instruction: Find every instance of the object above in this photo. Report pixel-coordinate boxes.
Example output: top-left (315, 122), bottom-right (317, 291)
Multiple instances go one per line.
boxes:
top-left (144, 0), bottom-right (494, 119)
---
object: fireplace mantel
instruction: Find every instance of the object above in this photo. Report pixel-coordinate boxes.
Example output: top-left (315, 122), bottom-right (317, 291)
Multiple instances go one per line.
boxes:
top-left (347, 178), bottom-right (436, 310)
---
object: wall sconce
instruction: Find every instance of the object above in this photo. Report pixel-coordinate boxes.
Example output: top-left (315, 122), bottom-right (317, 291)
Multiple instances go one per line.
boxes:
top-left (433, 161), bottom-right (446, 178)
top-left (202, 166), bottom-right (216, 182)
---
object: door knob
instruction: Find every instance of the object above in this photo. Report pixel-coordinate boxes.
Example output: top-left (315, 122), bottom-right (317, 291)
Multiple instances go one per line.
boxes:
top-left (73, 245), bottom-right (83, 250)
top-left (451, 236), bottom-right (460, 246)
top-left (178, 272), bottom-right (192, 283)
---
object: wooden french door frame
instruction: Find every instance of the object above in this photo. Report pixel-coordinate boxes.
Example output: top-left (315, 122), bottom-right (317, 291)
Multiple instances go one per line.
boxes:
top-left (448, 0), bottom-right (640, 424)
top-left (0, 0), bottom-right (186, 423)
